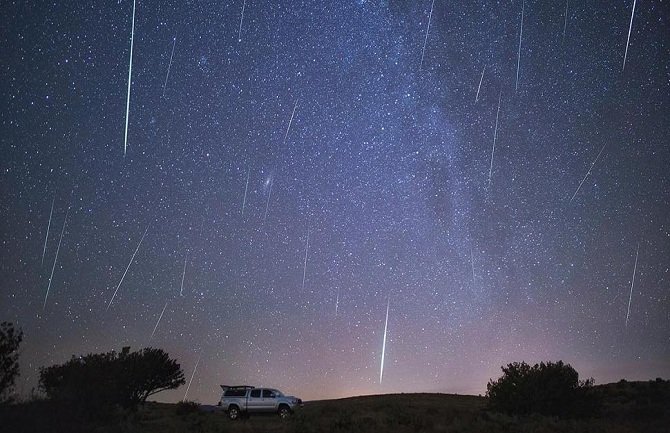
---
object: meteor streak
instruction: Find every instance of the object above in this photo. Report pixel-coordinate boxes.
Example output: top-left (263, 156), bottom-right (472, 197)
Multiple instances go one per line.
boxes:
top-left (420, 0), bottom-right (436, 71)
top-left (475, 66), bottom-right (485, 103)
top-left (563, 0), bottom-right (569, 41)
top-left (162, 36), bottom-right (176, 98)
top-left (622, 0), bottom-right (637, 71)
top-left (44, 206), bottom-right (69, 310)
top-left (41, 195), bottom-right (55, 266)
top-left (106, 224), bottom-right (149, 311)
top-left (151, 301), bottom-right (168, 339)
top-left (183, 356), bottom-right (201, 401)
top-left (241, 168), bottom-right (250, 216)
top-left (301, 227), bottom-right (309, 291)
top-left (263, 178), bottom-right (273, 223)
top-left (238, 0), bottom-right (246, 42)
top-left (284, 99), bottom-right (298, 145)
top-left (569, 143), bottom-right (606, 203)
top-left (179, 251), bottom-right (188, 296)
top-left (516, 0), bottom-right (524, 90)
top-left (488, 91), bottom-right (502, 186)
top-left (380, 297), bottom-right (390, 384)
top-left (625, 243), bottom-right (640, 327)
top-left (335, 289), bottom-right (339, 316)
top-left (123, 0), bottom-right (137, 156)
top-left (470, 246), bottom-right (476, 284)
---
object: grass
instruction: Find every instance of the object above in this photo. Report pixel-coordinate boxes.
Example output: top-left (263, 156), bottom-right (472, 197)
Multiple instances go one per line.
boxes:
top-left (1, 380), bottom-right (668, 433)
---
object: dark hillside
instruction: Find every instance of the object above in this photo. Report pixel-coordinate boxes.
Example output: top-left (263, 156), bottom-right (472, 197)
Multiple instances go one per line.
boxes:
top-left (1, 381), bottom-right (668, 433)
top-left (596, 379), bottom-right (670, 421)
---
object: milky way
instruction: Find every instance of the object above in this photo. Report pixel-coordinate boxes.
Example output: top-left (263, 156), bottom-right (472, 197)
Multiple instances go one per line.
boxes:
top-left (1, 1), bottom-right (668, 403)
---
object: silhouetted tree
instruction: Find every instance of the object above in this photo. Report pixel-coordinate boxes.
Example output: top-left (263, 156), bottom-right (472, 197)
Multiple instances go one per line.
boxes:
top-left (486, 360), bottom-right (598, 417)
top-left (120, 347), bottom-right (186, 407)
top-left (0, 322), bottom-right (23, 403)
top-left (39, 346), bottom-right (184, 412)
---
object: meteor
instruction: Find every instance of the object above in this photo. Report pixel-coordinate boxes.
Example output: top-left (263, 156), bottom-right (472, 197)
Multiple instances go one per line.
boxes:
top-left (470, 245), bottom-right (476, 285)
top-left (263, 178), bottom-right (273, 223)
top-left (622, 0), bottom-right (637, 71)
top-left (475, 66), bottom-right (485, 103)
top-left (284, 99), bottom-right (298, 145)
top-left (488, 91), bottom-right (502, 186)
top-left (625, 243), bottom-right (640, 327)
top-left (419, 0), bottom-right (436, 71)
top-left (179, 251), bottom-right (188, 296)
top-left (335, 289), bottom-right (339, 316)
top-left (123, 0), bottom-right (137, 156)
top-left (238, 0), bottom-right (246, 42)
top-left (241, 167), bottom-right (250, 216)
top-left (183, 356), bottom-right (201, 401)
top-left (563, 0), bottom-right (569, 41)
top-left (150, 301), bottom-right (168, 339)
top-left (301, 226), bottom-right (310, 291)
top-left (44, 206), bottom-right (69, 310)
top-left (569, 143), bottom-right (606, 203)
top-left (106, 224), bottom-right (149, 311)
top-left (379, 297), bottom-right (390, 384)
top-left (41, 195), bottom-right (55, 266)
top-left (162, 36), bottom-right (176, 98)
top-left (516, 0), bottom-right (524, 90)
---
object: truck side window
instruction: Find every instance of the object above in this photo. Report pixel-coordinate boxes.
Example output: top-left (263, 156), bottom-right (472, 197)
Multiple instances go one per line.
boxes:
top-left (262, 389), bottom-right (276, 398)
top-left (250, 389), bottom-right (261, 398)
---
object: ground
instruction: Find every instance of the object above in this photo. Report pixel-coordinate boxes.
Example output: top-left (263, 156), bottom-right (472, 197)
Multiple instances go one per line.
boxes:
top-left (1, 380), bottom-right (668, 432)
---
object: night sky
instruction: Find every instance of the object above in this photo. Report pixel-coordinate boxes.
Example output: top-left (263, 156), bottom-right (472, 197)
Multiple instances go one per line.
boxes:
top-left (1, 0), bottom-right (669, 403)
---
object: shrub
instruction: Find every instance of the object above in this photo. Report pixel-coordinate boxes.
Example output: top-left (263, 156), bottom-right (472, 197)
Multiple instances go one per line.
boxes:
top-left (486, 360), bottom-right (598, 417)
top-left (39, 346), bottom-right (185, 413)
top-left (175, 400), bottom-right (200, 417)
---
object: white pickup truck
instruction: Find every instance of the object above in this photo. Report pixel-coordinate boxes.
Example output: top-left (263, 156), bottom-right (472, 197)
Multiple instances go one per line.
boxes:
top-left (218, 385), bottom-right (303, 420)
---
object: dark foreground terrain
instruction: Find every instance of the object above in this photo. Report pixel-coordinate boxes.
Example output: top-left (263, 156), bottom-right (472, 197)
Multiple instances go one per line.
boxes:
top-left (1, 380), bottom-right (668, 433)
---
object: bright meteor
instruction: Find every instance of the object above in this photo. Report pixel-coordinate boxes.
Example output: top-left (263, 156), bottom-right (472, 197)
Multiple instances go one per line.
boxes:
top-left (183, 356), bottom-right (201, 401)
top-left (622, 0), bottom-right (637, 71)
top-left (123, 0), bottom-right (136, 156)
top-left (379, 297), bottom-right (390, 384)
top-left (516, 0), bottom-right (524, 90)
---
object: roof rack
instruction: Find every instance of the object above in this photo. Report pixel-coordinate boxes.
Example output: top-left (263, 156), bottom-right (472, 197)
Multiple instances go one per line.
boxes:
top-left (220, 385), bottom-right (255, 390)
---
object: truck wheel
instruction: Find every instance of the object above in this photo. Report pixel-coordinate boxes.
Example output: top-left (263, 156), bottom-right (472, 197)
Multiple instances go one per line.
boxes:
top-left (278, 404), bottom-right (291, 419)
top-left (228, 405), bottom-right (240, 420)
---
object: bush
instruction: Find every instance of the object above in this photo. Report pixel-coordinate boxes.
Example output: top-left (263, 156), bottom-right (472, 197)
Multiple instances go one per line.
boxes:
top-left (486, 360), bottom-right (598, 417)
top-left (39, 346), bottom-right (185, 413)
top-left (175, 400), bottom-right (201, 417)
top-left (0, 322), bottom-right (23, 404)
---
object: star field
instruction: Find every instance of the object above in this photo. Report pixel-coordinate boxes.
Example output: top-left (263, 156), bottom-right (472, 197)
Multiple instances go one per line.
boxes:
top-left (1, 0), bottom-right (669, 402)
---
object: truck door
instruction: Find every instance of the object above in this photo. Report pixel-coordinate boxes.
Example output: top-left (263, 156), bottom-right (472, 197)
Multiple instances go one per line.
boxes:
top-left (247, 388), bottom-right (263, 411)
top-left (262, 389), bottom-right (278, 411)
